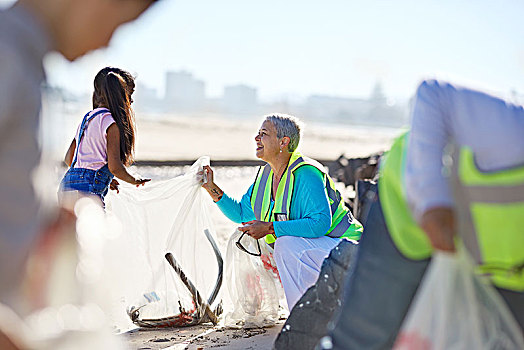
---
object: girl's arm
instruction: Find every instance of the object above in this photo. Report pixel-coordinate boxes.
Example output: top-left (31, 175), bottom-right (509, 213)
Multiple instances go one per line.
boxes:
top-left (64, 139), bottom-right (76, 167)
top-left (106, 124), bottom-right (149, 186)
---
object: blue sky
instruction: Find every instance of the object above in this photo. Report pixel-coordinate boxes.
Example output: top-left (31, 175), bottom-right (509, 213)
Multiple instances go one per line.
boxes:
top-left (2, 0), bottom-right (524, 101)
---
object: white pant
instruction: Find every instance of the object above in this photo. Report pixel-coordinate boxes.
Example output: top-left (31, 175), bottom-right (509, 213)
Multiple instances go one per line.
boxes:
top-left (274, 235), bottom-right (340, 309)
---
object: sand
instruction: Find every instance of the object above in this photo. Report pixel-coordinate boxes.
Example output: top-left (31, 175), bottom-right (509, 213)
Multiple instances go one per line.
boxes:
top-left (134, 115), bottom-right (400, 162)
top-left (111, 116), bottom-right (400, 349)
top-left (116, 164), bottom-right (281, 350)
top-left (124, 322), bottom-right (284, 350)
top-left (37, 114), bottom-right (400, 349)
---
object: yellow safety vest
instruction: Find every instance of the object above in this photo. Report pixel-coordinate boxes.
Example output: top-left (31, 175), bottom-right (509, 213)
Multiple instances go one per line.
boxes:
top-left (451, 147), bottom-right (524, 291)
top-left (379, 133), bottom-right (433, 260)
top-left (380, 133), bottom-right (524, 291)
top-left (250, 151), bottom-right (363, 244)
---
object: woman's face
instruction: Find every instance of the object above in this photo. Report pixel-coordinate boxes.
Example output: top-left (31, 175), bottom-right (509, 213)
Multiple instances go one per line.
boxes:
top-left (255, 120), bottom-right (280, 161)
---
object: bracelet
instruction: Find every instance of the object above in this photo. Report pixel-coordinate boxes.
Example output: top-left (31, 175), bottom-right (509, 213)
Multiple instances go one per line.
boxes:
top-left (213, 194), bottom-right (223, 203)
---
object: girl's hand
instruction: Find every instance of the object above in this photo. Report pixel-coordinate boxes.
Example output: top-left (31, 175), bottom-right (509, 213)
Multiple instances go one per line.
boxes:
top-left (110, 179), bottom-right (120, 193)
top-left (238, 220), bottom-right (274, 240)
top-left (134, 178), bottom-right (151, 187)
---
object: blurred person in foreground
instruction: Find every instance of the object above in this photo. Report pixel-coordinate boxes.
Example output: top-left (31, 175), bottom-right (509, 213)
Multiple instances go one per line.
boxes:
top-left (319, 80), bottom-right (524, 350)
top-left (0, 0), bottom-right (156, 347)
top-left (202, 114), bottom-right (363, 309)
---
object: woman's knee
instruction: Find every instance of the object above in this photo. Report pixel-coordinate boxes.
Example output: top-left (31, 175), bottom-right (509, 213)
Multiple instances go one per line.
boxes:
top-left (274, 236), bottom-right (301, 261)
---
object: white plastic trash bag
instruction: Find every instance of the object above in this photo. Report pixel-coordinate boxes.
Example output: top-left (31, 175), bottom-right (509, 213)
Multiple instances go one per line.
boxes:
top-left (102, 156), bottom-right (223, 330)
top-left (394, 249), bottom-right (524, 350)
top-left (224, 230), bottom-right (282, 328)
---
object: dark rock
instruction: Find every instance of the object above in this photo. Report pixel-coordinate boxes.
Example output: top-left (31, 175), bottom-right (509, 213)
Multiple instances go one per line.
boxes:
top-left (273, 240), bottom-right (359, 350)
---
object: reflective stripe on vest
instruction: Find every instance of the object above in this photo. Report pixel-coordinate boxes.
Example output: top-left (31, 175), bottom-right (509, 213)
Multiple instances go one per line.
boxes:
top-left (451, 147), bottom-right (524, 291)
top-left (275, 156), bottom-right (304, 214)
top-left (250, 152), bottom-right (363, 244)
top-left (252, 165), bottom-right (272, 221)
top-left (379, 133), bottom-right (433, 260)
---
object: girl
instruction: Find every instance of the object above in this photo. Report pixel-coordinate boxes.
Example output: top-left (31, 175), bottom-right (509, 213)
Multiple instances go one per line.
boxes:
top-left (60, 67), bottom-right (149, 204)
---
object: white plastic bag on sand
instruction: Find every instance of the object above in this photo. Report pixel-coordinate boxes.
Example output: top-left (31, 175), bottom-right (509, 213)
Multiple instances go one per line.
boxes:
top-left (224, 230), bottom-right (283, 328)
top-left (394, 248), bottom-right (524, 350)
top-left (103, 156), bottom-right (223, 331)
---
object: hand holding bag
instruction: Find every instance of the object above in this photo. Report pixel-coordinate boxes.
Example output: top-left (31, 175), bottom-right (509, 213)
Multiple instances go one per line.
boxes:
top-left (394, 248), bottom-right (524, 350)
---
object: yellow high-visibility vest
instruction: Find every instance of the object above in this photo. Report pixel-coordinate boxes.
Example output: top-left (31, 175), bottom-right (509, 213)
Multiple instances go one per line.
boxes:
top-left (380, 133), bottom-right (524, 291)
top-left (250, 151), bottom-right (363, 244)
top-left (450, 146), bottom-right (524, 291)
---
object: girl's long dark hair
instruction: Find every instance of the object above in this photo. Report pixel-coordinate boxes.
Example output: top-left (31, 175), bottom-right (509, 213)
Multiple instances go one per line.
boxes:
top-left (92, 67), bottom-right (136, 166)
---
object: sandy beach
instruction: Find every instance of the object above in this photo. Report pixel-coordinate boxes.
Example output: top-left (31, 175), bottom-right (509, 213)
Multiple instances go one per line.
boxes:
top-left (113, 164), bottom-right (281, 350)
top-left (124, 321), bottom-right (284, 350)
top-left (108, 116), bottom-right (396, 349)
top-left (133, 115), bottom-right (401, 162)
top-left (37, 113), bottom-right (402, 350)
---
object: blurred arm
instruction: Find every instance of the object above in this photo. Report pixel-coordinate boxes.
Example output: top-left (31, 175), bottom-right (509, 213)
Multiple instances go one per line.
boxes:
top-left (405, 79), bottom-right (524, 251)
top-left (0, 303), bottom-right (29, 350)
top-left (405, 80), bottom-right (454, 221)
top-left (405, 80), bottom-right (457, 251)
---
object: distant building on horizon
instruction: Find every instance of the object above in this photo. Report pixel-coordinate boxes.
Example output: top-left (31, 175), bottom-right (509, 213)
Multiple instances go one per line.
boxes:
top-left (369, 81), bottom-right (387, 106)
top-left (305, 94), bottom-right (369, 122)
top-left (134, 83), bottom-right (160, 112)
top-left (303, 87), bottom-right (408, 127)
top-left (128, 69), bottom-right (409, 126)
top-left (222, 84), bottom-right (258, 115)
top-left (164, 71), bottom-right (205, 113)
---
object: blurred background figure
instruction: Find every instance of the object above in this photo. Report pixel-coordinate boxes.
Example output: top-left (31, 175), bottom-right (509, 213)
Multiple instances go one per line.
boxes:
top-left (319, 80), bottom-right (524, 350)
top-left (405, 80), bottom-right (524, 327)
top-left (0, 0), bottom-right (156, 347)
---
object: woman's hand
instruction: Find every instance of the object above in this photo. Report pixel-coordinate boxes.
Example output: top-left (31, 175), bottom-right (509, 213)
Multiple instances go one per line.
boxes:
top-left (200, 165), bottom-right (214, 189)
top-left (201, 165), bottom-right (223, 202)
top-left (109, 179), bottom-right (120, 193)
top-left (238, 220), bottom-right (274, 240)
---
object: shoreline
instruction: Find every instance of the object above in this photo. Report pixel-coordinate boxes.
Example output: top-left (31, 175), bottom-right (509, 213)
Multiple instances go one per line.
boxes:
top-left (40, 104), bottom-right (403, 163)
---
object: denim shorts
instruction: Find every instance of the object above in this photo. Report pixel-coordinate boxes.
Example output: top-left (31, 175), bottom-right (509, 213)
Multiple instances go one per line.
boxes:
top-left (60, 164), bottom-right (114, 202)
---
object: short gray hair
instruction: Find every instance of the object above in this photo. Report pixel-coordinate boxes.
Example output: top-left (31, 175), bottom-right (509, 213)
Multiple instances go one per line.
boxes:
top-left (264, 114), bottom-right (302, 152)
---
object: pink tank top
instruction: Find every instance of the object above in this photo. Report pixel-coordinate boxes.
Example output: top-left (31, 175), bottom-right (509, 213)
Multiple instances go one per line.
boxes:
top-left (73, 108), bottom-right (116, 170)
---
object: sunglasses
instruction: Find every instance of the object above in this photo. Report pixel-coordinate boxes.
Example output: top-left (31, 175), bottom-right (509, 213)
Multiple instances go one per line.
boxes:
top-left (235, 231), bottom-right (261, 256)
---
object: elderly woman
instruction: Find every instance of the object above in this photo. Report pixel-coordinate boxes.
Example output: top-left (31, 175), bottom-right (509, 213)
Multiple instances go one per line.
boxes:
top-left (202, 114), bottom-right (363, 309)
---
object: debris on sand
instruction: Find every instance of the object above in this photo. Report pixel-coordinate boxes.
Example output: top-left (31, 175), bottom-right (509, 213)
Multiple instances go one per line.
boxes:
top-left (124, 321), bottom-right (284, 349)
